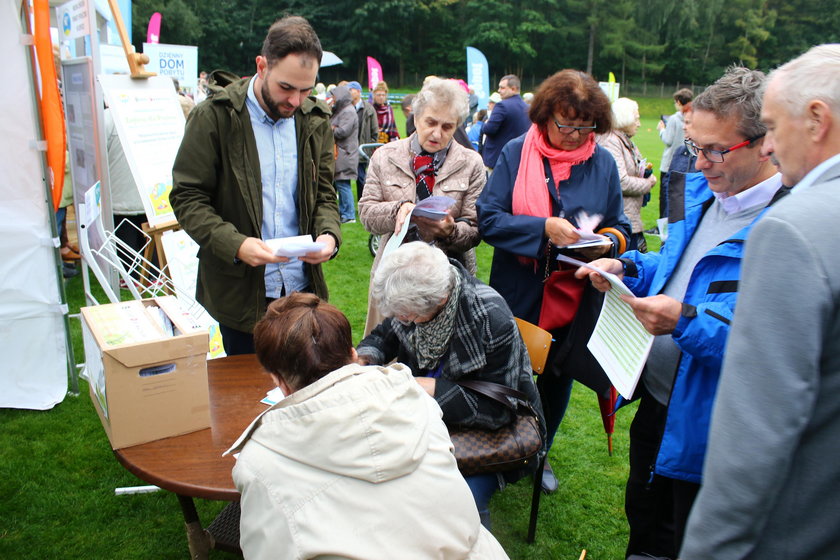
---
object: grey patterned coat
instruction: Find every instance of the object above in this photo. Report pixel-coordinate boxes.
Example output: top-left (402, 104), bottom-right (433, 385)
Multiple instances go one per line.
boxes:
top-left (357, 260), bottom-right (543, 431)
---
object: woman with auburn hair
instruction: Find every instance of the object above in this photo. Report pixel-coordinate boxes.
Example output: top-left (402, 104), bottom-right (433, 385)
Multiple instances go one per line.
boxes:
top-left (477, 69), bottom-right (631, 494)
top-left (227, 292), bottom-right (509, 559)
top-left (372, 80), bottom-right (400, 143)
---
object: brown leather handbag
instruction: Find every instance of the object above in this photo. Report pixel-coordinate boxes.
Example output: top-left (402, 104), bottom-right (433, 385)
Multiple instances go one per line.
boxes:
top-left (448, 380), bottom-right (544, 476)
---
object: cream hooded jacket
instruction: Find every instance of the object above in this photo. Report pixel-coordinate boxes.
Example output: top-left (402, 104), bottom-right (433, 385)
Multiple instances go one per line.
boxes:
top-left (226, 363), bottom-right (509, 560)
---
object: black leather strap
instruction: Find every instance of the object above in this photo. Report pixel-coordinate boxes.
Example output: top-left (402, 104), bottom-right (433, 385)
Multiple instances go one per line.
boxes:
top-left (456, 380), bottom-right (529, 411)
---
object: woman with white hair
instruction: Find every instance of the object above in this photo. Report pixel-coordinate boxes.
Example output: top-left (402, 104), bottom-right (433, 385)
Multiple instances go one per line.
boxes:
top-left (356, 242), bottom-right (543, 530)
top-left (359, 78), bottom-right (486, 335)
top-left (597, 97), bottom-right (657, 251)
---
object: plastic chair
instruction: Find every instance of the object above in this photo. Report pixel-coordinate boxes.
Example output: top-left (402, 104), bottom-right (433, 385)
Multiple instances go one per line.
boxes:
top-left (514, 317), bottom-right (553, 543)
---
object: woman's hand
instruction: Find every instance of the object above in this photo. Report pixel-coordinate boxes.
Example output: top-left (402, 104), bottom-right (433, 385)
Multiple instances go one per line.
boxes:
top-left (394, 201), bottom-right (415, 234)
top-left (544, 217), bottom-right (580, 247)
top-left (415, 213), bottom-right (455, 242)
top-left (576, 242), bottom-right (612, 261)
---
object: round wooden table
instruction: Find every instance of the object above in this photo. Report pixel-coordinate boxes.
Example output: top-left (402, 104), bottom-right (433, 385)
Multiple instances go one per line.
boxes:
top-left (114, 354), bottom-right (274, 558)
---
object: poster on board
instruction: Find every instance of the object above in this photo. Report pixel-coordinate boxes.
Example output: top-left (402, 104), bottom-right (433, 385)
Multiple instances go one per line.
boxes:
top-left (98, 74), bottom-right (185, 228)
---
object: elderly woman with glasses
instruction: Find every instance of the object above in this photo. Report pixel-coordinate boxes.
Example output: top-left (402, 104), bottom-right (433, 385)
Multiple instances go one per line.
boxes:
top-left (476, 69), bottom-right (631, 494)
top-left (597, 97), bottom-right (658, 252)
top-left (359, 78), bottom-right (486, 335)
top-left (356, 241), bottom-right (543, 530)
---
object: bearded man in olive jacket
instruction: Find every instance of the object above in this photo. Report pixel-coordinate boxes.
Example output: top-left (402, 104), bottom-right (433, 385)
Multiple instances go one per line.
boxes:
top-left (171, 16), bottom-right (341, 355)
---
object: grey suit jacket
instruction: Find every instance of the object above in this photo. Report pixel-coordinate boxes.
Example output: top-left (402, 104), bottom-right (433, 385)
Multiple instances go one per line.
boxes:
top-left (681, 156), bottom-right (840, 560)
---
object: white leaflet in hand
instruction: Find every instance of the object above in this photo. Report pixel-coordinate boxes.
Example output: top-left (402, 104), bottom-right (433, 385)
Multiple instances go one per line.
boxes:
top-left (554, 253), bottom-right (653, 399)
top-left (412, 195), bottom-right (455, 220)
top-left (265, 235), bottom-right (326, 258)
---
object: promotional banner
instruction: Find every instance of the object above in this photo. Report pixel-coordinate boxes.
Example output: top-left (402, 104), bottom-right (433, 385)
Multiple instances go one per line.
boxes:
top-left (142, 43), bottom-right (198, 94)
top-left (146, 12), bottom-right (161, 44)
top-left (466, 46), bottom-right (490, 110)
top-left (366, 56), bottom-right (383, 92)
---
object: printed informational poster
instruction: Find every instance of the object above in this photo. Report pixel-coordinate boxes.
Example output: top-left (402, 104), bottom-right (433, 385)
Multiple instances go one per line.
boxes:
top-left (99, 74), bottom-right (185, 227)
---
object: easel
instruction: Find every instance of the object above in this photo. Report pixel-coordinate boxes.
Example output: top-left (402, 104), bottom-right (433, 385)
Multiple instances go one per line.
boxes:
top-left (106, 0), bottom-right (179, 293)
top-left (106, 0), bottom-right (154, 78)
top-left (140, 219), bottom-right (180, 292)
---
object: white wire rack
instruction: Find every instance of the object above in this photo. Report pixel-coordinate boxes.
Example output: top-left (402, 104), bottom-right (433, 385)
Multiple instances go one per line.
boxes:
top-left (79, 215), bottom-right (204, 323)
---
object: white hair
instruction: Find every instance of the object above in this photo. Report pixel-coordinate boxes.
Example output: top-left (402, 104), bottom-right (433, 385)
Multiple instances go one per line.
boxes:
top-left (412, 78), bottom-right (470, 126)
top-left (770, 44), bottom-right (840, 117)
top-left (611, 97), bottom-right (639, 132)
top-left (371, 242), bottom-right (455, 318)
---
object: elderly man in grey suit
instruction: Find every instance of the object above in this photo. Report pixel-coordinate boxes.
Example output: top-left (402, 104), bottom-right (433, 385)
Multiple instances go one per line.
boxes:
top-left (681, 44), bottom-right (840, 560)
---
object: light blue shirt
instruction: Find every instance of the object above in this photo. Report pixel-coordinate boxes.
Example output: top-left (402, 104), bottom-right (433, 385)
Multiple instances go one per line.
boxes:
top-left (245, 77), bottom-right (307, 298)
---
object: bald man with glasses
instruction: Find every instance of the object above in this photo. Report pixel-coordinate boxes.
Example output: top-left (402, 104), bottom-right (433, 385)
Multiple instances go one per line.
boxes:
top-left (576, 66), bottom-right (789, 559)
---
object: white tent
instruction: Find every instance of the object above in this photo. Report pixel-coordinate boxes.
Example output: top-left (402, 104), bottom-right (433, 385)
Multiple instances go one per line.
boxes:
top-left (0, 0), bottom-right (72, 409)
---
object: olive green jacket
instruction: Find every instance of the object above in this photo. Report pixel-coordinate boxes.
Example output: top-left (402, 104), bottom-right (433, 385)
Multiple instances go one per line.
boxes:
top-left (171, 76), bottom-right (340, 332)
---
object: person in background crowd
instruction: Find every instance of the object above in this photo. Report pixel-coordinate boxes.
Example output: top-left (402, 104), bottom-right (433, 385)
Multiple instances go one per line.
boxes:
top-left (576, 66), bottom-right (786, 560)
top-left (328, 85), bottom-right (359, 224)
top-left (477, 69), bottom-right (630, 495)
top-left (228, 292), bottom-right (510, 559)
top-left (657, 88), bottom-right (694, 219)
top-left (482, 75), bottom-right (531, 170)
top-left (598, 97), bottom-right (657, 252)
top-left (172, 77), bottom-right (195, 118)
top-left (372, 80), bottom-right (400, 143)
top-left (348, 80), bottom-right (377, 200)
top-left (681, 44), bottom-right (840, 560)
top-left (359, 78), bottom-right (486, 335)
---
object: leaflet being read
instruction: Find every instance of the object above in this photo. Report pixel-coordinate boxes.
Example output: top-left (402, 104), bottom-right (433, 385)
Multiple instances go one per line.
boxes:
top-left (555, 254), bottom-right (653, 399)
top-left (265, 235), bottom-right (326, 258)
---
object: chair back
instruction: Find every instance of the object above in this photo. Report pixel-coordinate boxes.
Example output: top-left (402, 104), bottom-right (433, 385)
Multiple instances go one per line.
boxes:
top-left (515, 318), bottom-right (552, 375)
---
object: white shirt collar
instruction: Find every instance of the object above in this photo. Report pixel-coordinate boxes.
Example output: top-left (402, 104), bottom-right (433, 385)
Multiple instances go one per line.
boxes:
top-left (791, 152), bottom-right (840, 193)
top-left (713, 173), bottom-right (782, 214)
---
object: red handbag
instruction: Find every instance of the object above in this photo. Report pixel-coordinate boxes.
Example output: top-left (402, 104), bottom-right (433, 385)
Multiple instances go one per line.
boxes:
top-left (538, 268), bottom-right (586, 331)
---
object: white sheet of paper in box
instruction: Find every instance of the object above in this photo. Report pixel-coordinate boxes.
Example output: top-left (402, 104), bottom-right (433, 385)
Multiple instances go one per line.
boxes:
top-left (265, 235), bottom-right (326, 258)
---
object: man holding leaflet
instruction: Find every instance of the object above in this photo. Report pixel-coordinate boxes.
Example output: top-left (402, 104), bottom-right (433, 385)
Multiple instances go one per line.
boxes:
top-left (576, 66), bottom-right (787, 559)
top-left (171, 16), bottom-right (341, 355)
top-left (681, 44), bottom-right (840, 560)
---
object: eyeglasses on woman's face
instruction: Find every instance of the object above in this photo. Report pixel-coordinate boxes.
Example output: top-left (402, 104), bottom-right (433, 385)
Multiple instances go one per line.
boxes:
top-left (683, 133), bottom-right (765, 163)
top-left (553, 119), bottom-right (597, 136)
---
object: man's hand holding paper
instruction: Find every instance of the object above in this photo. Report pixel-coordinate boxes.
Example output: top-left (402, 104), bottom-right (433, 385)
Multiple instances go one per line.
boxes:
top-left (620, 294), bottom-right (681, 335)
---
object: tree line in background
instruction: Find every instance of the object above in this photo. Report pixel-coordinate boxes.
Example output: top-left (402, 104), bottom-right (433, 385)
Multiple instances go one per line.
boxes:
top-left (131, 0), bottom-right (840, 92)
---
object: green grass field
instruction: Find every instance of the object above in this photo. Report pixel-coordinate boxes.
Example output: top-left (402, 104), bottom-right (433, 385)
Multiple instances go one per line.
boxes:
top-left (0, 97), bottom-right (673, 559)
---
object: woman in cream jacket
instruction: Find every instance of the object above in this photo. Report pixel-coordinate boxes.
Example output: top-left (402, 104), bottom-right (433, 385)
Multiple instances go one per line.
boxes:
top-left (226, 293), bottom-right (508, 560)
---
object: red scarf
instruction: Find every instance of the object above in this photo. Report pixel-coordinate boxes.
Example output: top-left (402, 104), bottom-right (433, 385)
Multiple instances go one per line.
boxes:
top-left (512, 124), bottom-right (596, 219)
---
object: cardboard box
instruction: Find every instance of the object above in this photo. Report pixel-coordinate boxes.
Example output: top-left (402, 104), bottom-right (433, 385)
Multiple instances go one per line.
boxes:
top-left (81, 297), bottom-right (211, 449)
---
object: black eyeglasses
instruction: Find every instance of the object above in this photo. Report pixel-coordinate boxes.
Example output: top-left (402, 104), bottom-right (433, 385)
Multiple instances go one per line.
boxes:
top-left (684, 133), bottom-right (766, 163)
top-left (553, 119), bottom-right (597, 136)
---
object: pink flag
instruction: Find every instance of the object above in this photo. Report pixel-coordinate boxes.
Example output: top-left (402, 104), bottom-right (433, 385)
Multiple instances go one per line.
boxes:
top-left (366, 56), bottom-right (383, 92)
top-left (146, 12), bottom-right (162, 44)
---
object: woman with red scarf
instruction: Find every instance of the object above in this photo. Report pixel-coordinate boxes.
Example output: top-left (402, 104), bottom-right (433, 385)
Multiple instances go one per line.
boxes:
top-left (477, 70), bottom-right (630, 494)
top-left (372, 81), bottom-right (400, 143)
